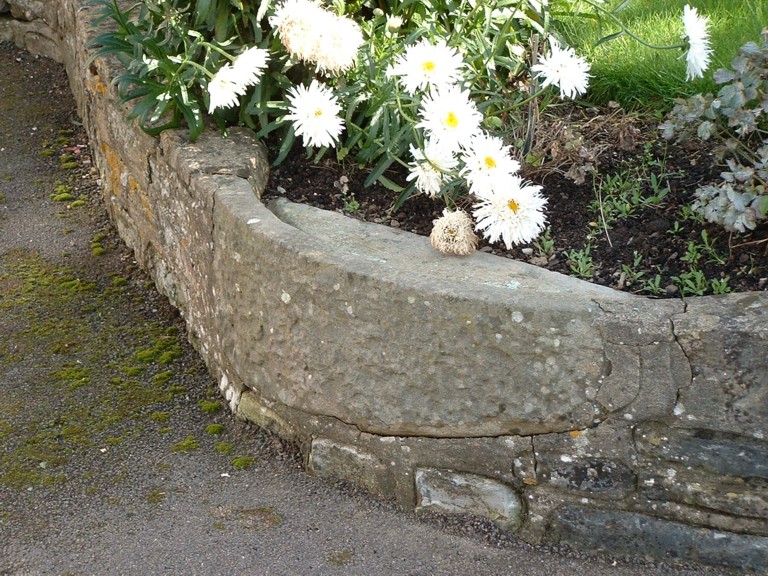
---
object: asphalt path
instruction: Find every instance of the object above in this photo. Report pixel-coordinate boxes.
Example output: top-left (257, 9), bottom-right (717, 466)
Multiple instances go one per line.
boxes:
top-left (0, 42), bottom-right (726, 576)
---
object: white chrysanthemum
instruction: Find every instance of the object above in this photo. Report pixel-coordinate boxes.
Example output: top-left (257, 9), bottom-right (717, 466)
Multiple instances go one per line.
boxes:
top-left (271, 0), bottom-right (362, 75)
top-left (530, 40), bottom-right (591, 99)
top-left (460, 133), bottom-right (521, 195)
top-left (207, 64), bottom-right (247, 113)
top-left (232, 46), bottom-right (269, 87)
top-left (682, 4), bottom-right (712, 80)
top-left (270, 0), bottom-right (316, 59)
top-left (388, 39), bottom-right (464, 95)
top-left (284, 80), bottom-right (344, 148)
top-left (416, 86), bottom-right (483, 152)
top-left (406, 139), bottom-right (458, 197)
top-left (314, 16), bottom-right (364, 75)
top-left (430, 209), bottom-right (478, 256)
top-left (472, 177), bottom-right (548, 248)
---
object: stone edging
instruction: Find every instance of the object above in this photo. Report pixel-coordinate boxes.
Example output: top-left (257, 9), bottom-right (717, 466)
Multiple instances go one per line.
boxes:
top-left (3, 1), bottom-right (767, 570)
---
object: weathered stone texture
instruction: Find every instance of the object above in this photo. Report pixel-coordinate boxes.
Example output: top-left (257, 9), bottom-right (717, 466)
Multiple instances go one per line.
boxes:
top-left (672, 294), bottom-right (768, 437)
top-left (265, 198), bottom-right (623, 437)
top-left (308, 438), bottom-right (393, 497)
top-left (415, 468), bottom-right (523, 531)
top-left (549, 507), bottom-right (768, 573)
top-left (636, 424), bottom-right (768, 479)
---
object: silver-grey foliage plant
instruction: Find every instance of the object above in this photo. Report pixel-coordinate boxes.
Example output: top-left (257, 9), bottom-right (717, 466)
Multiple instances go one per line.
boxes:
top-left (659, 33), bottom-right (768, 233)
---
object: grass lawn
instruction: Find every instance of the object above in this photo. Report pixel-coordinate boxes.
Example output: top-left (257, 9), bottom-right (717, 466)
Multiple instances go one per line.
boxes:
top-left (558, 0), bottom-right (768, 109)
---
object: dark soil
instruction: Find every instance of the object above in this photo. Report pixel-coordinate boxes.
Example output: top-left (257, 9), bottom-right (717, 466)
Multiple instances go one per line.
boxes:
top-left (262, 106), bottom-right (767, 298)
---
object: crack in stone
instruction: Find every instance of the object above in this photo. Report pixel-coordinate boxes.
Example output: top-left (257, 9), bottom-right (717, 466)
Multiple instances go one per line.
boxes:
top-left (209, 186), bottom-right (217, 254)
top-left (530, 436), bottom-right (539, 481)
top-left (669, 314), bottom-right (694, 415)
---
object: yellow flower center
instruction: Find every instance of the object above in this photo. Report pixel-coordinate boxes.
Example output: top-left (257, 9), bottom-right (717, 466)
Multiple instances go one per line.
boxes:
top-left (483, 156), bottom-right (497, 169)
top-left (422, 60), bottom-right (436, 73)
top-left (445, 112), bottom-right (459, 129)
top-left (507, 199), bottom-right (520, 213)
top-left (314, 108), bottom-right (323, 117)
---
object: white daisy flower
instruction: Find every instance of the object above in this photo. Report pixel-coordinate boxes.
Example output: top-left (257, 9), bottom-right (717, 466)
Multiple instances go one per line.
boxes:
top-left (430, 209), bottom-right (478, 256)
top-left (232, 46), bottom-right (270, 87)
top-left (272, 0), bottom-right (362, 75)
top-left (472, 177), bottom-right (548, 248)
top-left (388, 39), bottom-right (465, 95)
top-left (207, 64), bottom-right (247, 113)
top-left (682, 4), bottom-right (712, 80)
top-left (416, 86), bottom-right (483, 152)
top-left (460, 133), bottom-right (521, 195)
top-left (284, 80), bottom-right (344, 148)
top-left (406, 139), bottom-right (458, 197)
top-left (530, 40), bottom-right (591, 99)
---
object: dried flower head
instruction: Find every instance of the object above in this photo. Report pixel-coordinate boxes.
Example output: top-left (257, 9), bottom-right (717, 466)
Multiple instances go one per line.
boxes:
top-left (430, 209), bottom-right (479, 256)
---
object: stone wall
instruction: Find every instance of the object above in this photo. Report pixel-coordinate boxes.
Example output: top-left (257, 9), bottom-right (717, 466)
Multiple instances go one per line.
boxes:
top-left (3, 2), bottom-right (767, 570)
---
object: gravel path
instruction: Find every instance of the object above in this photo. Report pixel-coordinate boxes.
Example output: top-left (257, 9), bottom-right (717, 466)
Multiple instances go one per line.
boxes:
top-left (0, 42), bottom-right (727, 576)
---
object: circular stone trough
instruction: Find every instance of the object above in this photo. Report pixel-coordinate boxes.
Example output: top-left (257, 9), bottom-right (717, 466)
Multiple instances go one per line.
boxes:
top-left (3, 0), bottom-right (767, 570)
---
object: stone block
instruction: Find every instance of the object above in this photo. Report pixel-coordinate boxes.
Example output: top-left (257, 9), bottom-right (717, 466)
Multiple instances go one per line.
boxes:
top-left (672, 293), bottom-right (768, 437)
top-left (538, 457), bottom-right (636, 499)
top-left (415, 468), bottom-right (523, 531)
top-left (593, 300), bottom-right (691, 421)
top-left (635, 423), bottom-right (768, 479)
top-left (308, 438), bottom-right (391, 497)
top-left (237, 390), bottom-right (298, 442)
top-left (549, 507), bottom-right (768, 572)
top-left (638, 467), bottom-right (768, 525)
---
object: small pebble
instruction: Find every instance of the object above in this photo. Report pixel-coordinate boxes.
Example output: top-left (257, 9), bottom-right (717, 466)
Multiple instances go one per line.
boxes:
top-left (665, 284), bottom-right (679, 297)
top-left (389, 219), bottom-right (400, 228)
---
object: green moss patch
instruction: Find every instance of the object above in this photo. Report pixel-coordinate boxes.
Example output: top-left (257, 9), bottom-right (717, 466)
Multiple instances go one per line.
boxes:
top-left (171, 435), bottom-right (199, 453)
top-left (0, 250), bottom-right (195, 491)
top-left (214, 442), bottom-right (234, 455)
top-left (198, 400), bottom-right (222, 415)
top-left (231, 456), bottom-right (255, 470)
top-left (205, 423), bottom-right (225, 435)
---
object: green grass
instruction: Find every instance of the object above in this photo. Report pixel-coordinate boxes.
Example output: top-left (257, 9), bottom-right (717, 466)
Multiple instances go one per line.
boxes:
top-left (559, 0), bottom-right (768, 109)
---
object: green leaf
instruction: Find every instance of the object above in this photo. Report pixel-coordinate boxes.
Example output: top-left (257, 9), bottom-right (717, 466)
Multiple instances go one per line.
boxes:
top-left (364, 155), bottom-right (394, 188)
top-left (376, 175), bottom-right (404, 193)
top-left (594, 29), bottom-right (625, 48)
top-left (273, 126), bottom-right (296, 165)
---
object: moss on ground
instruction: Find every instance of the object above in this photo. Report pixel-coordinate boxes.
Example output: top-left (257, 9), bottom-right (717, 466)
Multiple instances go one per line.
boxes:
top-left (171, 435), bottom-right (199, 453)
top-left (0, 249), bottom-right (193, 490)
